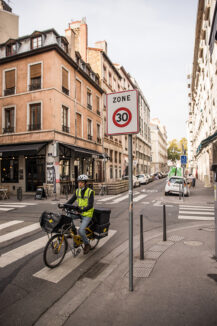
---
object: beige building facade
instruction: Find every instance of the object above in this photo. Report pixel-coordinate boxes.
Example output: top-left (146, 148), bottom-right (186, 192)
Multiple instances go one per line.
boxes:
top-left (150, 118), bottom-right (168, 173)
top-left (0, 0), bottom-right (19, 44)
top-left (187, 0), bottom-right (217, 186)
top-left (0, 28), bottom-right (104, 195)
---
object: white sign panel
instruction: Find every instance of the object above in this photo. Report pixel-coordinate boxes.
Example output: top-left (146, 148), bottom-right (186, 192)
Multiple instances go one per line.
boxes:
top-left (106, 90), bottom-right (139, 135)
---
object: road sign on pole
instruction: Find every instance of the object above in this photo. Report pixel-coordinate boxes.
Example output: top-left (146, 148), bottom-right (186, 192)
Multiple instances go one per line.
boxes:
top-left (181, 155), bottom-right (187, 165)
top-left (106, 90), bottom-right (138, 135)
top-left (106, 90), bottom-right (139, 292)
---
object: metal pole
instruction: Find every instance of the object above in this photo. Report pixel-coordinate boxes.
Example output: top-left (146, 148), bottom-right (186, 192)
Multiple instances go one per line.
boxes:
top-left (163, 204), bottom-right (167, 241)
top-left (128, 134), bottom-right (133, 291)
top-left (214, 181), bottom-right (217, 259)
top-left (140, 214), bottom-right (144, 260)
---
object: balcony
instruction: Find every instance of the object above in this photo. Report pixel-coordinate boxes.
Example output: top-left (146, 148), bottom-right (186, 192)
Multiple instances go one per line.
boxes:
top-left (88, 134), bottom-right (93, 140)
top-left (29, 80), bottom-right (41, 91)
top-left (28, 124), bottom-right (41, 131)
top-left (3, 126), bottom-right (14, 133)
top-left (62, 86), bottom-right (69, 95)
top-left (62, 125), bottom-right (69, 133)
top-left (4, 87), bottom-right (15, 96)
top-left (97, 137), bottom-right (101, 144)
top-left (87, 103), bottom-right (92, 110)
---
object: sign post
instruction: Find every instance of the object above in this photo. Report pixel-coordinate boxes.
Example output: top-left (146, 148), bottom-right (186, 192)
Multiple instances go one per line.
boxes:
top-left (107, 90), bottom-right (138, 291)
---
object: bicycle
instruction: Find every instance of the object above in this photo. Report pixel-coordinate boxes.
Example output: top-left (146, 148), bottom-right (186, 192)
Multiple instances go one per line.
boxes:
top-left (40, 204), bottom-right (111, 268)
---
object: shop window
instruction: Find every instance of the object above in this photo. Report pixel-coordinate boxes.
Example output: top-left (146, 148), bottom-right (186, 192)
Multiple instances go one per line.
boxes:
top-left (62, 67), bottom-right (69, 95)
top-left (62, 105), bottom-right (69, 133)
top-left (1, 158), bottom-right (18, 183)
top-left (29, 63), bottom-right (41, 91)
top-left (59, 159), bottom-right (70, 181)
top-left (4, 69), bottom-right (15, 96)
top-left (3, 107), bottom-right (15, 133)
top-left (28, 103), bottom-right (41, 131)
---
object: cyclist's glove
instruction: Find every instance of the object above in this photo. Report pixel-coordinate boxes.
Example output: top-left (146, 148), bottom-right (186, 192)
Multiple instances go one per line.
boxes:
top-left (76, 207), bottom-right (82, 213)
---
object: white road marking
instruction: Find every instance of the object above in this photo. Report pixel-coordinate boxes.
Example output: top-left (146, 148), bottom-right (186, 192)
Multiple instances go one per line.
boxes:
top-left (0, 223), bottom-right (40, 243)
top-left (179, 211), bottom-right (214, 215)
top-left (0, 220), bottom-right (24, 230)
top-left (0, 204), bottom-right (27, 208)
top-left (112, 194), bottom-right (129, 203)
top-left (34, 230), bottom-right (117, 283)
top-left (179, 205), bottom-right (214, 209)
top-left (178, 215), bottom-right (214, 221)
top-left (0, 207), bottom-right (15, 211)
top-left (133, 194), bottom-right (147, 202)
top-left (0, 236), bottom-right (47, 267)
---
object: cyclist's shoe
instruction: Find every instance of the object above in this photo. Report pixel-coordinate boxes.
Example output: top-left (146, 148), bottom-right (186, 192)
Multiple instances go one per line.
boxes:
top-left (83, 243), bottom-right (91, 254)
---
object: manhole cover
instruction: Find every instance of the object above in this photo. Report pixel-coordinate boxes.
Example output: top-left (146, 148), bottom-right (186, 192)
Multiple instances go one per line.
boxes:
top-left (184, 241), bottom-right (203, 247)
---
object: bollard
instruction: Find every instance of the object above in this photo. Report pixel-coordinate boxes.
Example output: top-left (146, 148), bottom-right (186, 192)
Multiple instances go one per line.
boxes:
top-left (140, 214), bottom-right (144, 260)
top-left (17, 187), bottom-right (22, 201)
top-left (163, 204), bottom-right (167, 241)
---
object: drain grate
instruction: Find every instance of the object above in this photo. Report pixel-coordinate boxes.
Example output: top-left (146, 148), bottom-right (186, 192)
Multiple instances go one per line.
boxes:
top-left (168, 235), bottom-right (184, 242)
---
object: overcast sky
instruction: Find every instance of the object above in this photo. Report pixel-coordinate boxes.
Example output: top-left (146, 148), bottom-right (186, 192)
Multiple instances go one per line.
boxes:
top-left (12, 0), bottom-right (198, 142)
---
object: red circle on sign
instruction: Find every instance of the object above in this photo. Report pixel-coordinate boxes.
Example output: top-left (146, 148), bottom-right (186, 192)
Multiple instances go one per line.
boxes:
top-left (112, 107), bottom-right (132, 128)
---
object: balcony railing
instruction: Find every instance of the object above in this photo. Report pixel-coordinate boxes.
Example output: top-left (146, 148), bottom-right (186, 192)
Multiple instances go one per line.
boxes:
top-left (97, 137), bottom-right (101, 144)
top-left (62, 86), bottom-right (69, 95)
top-left (4, 87), bottom-right (15, 96)
top-left (87, 103), bottom-right (92, 110)
top-left (29, 81), bottom-right (41, 91)
top-left (88, 134), bottom-right (93, 140)
top-left (62, 125), bottom-right (69, 133)
top-left (3, 126), bottom-right (15, 133)
top-left (28, 124), bottom-right (41, 131)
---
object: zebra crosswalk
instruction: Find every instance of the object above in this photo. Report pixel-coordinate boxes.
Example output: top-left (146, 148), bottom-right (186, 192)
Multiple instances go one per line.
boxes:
top-left (0, 219), bottom-right (116, 283)
top-left (0, 202), bottom-right (37, 212)
top-left (178, 205), bottom-right (215, 221)
top-left (96, 192), bottom-right (147, 204)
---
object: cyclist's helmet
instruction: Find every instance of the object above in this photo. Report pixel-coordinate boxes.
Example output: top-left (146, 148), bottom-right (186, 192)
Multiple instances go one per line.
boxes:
top-left (77, 174), bottom-right (88, 182)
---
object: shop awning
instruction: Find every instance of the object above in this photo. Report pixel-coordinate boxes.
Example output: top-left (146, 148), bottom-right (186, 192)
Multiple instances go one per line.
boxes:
top-left (0, 142), bottom-right (47, 156)
top-left (64, 144), bottom-right (105, 159)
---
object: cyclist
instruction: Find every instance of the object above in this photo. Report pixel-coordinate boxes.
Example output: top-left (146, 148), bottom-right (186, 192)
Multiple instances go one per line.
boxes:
top-left (59, 174), bottom-right (94, 254)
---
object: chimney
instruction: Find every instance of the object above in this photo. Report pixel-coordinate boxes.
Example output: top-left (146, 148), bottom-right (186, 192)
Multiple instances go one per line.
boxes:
top-left (95, 41), bottom-right (107, 54)
top-left (65, 27), bottom-right (75, 60)
top-left (68, 17), bottom-right (88, 62)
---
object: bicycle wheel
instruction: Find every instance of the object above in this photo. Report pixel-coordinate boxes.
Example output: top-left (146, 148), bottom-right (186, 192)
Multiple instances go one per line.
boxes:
top-left (43, 234), bottom-right (68, 268)
top-left (89, 236), bottom-right (100, 250)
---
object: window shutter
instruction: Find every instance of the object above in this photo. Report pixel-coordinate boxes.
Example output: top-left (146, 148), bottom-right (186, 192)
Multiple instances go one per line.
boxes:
top-left (62, 68), bottom-right (68, 89)
top-left (76, 79), bottom-right (81, 102)
top-left (5, 70), bottom-right (15, 89)
top-left (30, 64), bottom-right (41, 78)
top-left (76, 113), bottom-right (82, 138)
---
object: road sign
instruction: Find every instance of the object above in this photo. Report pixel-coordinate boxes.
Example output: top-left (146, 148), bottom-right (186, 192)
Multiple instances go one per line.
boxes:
top-left (181, 155), bottom-right (187, 164)
top-left (107, 90), bottom-right (138, 135)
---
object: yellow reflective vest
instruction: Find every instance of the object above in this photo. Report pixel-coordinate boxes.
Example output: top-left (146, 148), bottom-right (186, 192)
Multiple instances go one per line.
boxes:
top-left (76, 187), bottom-right (94, 218)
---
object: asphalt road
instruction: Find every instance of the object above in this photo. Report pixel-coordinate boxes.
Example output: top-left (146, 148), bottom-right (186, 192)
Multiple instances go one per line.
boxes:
top-left (0, 178), bottom-right (190, 325)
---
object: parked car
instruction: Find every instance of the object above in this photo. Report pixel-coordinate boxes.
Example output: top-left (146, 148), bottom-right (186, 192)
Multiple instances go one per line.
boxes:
top-left (122, 175), bottom-right (140, 188)
top-left (136, 174), bottom-right (149, 185)
top-left (165, 176), bottom-right (190, 196)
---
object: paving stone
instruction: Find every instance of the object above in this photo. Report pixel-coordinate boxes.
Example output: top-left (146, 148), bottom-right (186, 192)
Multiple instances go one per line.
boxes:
top-left (144, 251), bottom-right (162, 259)
top-left (168, 235), bottom-right (184, 242)
top-left (149, 245), bottom-right (168, 252)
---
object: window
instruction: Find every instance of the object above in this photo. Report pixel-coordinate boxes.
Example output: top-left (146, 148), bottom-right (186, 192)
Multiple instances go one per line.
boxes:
top-left (103, 93), bottom-right (106, 108)
top-left (97, 124), bottom-right (101, 143)
top-left (3, 107), bottom-right (15, 133)
top-left (62, 105), bottom-right (69, 132)
top-left (4, 69), bottom-right (15, 96)
top-left (29, 63), bottom-right (41, 91)
top-left (110, 166), bottom-right (113, 179)
top-left (28, 103), bottom-right (41, 131)
top-left (76, 113), bottom-right (82, 138)
top-left (118, 84), bottom-right (120, 91)
top-left (109, 72), bottom-right (112, 86)
top-left (87, 89), bottom-right (92, 109)
top-left (113, 78), bottom-right (116, 91)
top-left (76, 79), bottom-right (81, 102)
top-left (103, 65), bottom-right (107, 81)
top-left (1, 158), bottom-right (18, 183)
top-left (62, 67), bottom-right (69, 95)
top-left (115, 151), bottom-right (118, 163)
top-left (96, 96), bottom-right (100, 115)
top-left (115, 167), bottom-right (118, 179)
top-left (31, 36), bottom-right (42, 49)
top-left (87, 119), bottom-right (92, 140)
top-left (110, 150), bottom-right (113, 162)
top-left (119, 153), bottom-right (121, 164)
top-left (6, 43), bottom-right (17, 56)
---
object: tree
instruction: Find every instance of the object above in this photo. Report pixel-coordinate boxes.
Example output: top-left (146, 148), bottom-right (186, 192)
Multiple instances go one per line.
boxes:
top-left (178, 137), bottom-right (188, 155)
top-left (167, 139), bottom-right (181, 162)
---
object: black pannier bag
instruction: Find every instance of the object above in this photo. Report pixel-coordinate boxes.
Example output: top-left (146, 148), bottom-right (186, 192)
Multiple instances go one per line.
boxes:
top-left (40, 211), bottom-right (72, 233)
top-left (91, 208), bottom-right (111, 239)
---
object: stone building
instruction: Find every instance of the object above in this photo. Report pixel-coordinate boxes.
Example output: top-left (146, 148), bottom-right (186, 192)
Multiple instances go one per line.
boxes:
top-left (0, 28), bottom-right (104, 195)
top-left (150, 118), bottom-right (168, 173)
top-left (0, 0), bottom-right (19, 44)
top-left (187, 0), bottom-right (217, 186)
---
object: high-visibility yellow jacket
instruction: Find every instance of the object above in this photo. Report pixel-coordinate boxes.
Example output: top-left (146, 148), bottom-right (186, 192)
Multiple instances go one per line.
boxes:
top-left (76, 187), bottom-right (94, 218)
